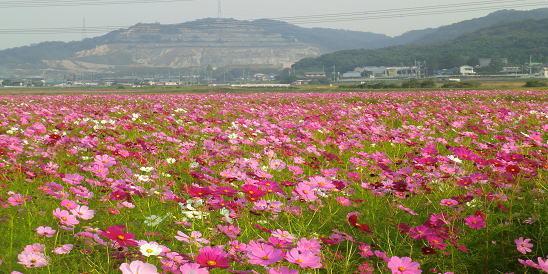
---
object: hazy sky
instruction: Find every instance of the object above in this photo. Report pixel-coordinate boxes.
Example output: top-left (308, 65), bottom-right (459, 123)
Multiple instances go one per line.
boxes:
top-left (0, 0), bottom-right (544, 49)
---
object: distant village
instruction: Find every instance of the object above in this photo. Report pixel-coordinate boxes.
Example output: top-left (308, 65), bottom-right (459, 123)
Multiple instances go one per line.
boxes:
top-left (1, 57), bottom-right (547, 88)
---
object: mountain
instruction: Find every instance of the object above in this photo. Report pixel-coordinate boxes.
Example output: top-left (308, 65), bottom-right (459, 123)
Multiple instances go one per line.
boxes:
top-left (1, 8), bottom-right (547, 78)
top-left (293, 18), bottom-right (548, 73)
top-left (0, 18), bottom-right (392, 77)
top-left (391, 8), bottom-right (548, 45)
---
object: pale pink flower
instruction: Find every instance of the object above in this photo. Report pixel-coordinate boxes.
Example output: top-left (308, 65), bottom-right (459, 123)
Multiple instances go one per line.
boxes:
top-left (269, 267), bottom-right (299, 274)
top-left (387, 256), bottom-right (422, 274)
top-left (71, 205), bottom-right (95, 220)
top-left (271, 229), bottom-right (296, 242)
top-left (36, 226), bottom-right (56, 237)
top-left (286, 248), bottom-right (322, 269)
top-left (514, 237), bottom-right (533, 254)
top-left (179, 262), bottom-right (209, 274)
top-left (94, 154), bottom-right (117, 167)
top-left (175, 231), bottom-right (210, 245)
top-left (246, 241), bottom-right (284, 266)
top-left (119, 260), bottom-right (159, 274)
top-left (53, 208), bottom-right (79, 227)
top-left (53, 244), bottom-right (73, 255)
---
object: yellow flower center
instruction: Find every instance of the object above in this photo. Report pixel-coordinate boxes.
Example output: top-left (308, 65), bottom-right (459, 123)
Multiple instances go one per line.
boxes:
top-left (207, 260), bottom-right (217, 266)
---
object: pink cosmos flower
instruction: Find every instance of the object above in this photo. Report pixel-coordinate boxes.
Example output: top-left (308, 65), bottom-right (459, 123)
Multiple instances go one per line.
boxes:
top-left (538, 257), bottom-right (548, 272)
top-left (514, 237), bottom-right (533, 254)
top-left (36, 226), bottom-right (56, 237)
top-left (175, 231), bottom-right (210, 245)
top-left (17, 252), bottom-right (49, 268)
top-left (294, 183), bottom-right (318, 202)
top-left (307, 176), bottom-right (335, 190)
top-left (440, 199), bottom-right (459, 207)
top-left (358, 243), bottom-right (374, 258)
top-left (119, 260), bottom-right (159, 274)
top-left (268, 266), bottom-right (299, 274)
top-left (180, 263), bottom-right (209, 274)
top-left (246, 241), bottom-right (284, 266)
top-left (387, 256), bottom-right (422, 274)
top-left (217, 225), bottom-right (240, 240)
top-left (23, 243), bottom-right (45, 253)
top-left (52, 208), bottom-right (79, 227)
top-left (357, 262), bottom-right (375, 274)
top-left (7, 193), bottom-right (25, 206)
top-left (271, 229), bottom-right (295, 242)
top-left (94, 154), bottom-right (117, 167)
top-left (62, 173), bottom-right (84, 185)
top-left (195, 246), bottom-right (230, 269)
top-left (464, 214), bottom-right (486, 230)
top-left (518, 257), bottom-right (548, 272)
top-left (53, 244), bottom-right (73, 255)
top-left (269, 159), bottom-right (286, 170)
top-left (296, 238), bottom-right (321, 254)
top-left (286, 248), bottom-right (322, 269)
top-left (60, 199), bottom-right (78, 210)
top-left (336, 196), bottom-right (353, 206)
top-left (397, 205), bottom-right (418, 216)
top-left (70, 205), bottom-right (95, 220)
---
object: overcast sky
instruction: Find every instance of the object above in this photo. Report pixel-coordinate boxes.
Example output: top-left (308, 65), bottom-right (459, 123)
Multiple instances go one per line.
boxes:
top-left (0, 0), bottom-right (544, 49)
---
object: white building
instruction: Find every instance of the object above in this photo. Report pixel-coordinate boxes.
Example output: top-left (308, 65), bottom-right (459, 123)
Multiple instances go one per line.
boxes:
top-left (459, 66), bottom-right (476, 76)
top-left (342, 71), bottom-right (362, 79)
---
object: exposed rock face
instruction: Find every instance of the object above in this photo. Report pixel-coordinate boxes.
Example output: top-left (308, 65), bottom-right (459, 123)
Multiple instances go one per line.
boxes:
top-left (64, 19), bottom-right (322, 70)
top-left (0, 18), bottom-right (392, 75)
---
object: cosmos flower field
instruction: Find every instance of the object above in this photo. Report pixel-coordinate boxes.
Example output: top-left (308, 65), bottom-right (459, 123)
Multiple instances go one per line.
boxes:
top-left (0, 90), bottom-right (546, 274)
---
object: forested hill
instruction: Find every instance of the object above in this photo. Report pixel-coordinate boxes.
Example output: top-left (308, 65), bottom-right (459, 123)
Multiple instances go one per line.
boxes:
top-left (293, 18), bottom-right (548, 73)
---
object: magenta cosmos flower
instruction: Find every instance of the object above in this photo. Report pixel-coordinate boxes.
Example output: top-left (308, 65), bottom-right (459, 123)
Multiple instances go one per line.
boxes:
top-left (119, 260), bottom-right (158, 274)
top-left (195, 246), bottom-right (230, 269)
top-left (246, 241), bottom-right (284, 266)
top-left (387, 256), bottom-right (422, 274)
top-left (514, 237), bottom-right (533, 254)
top-left (100, 225), bottom-right (138, 247)
top-left (464, 214), bottom-right (486, 230)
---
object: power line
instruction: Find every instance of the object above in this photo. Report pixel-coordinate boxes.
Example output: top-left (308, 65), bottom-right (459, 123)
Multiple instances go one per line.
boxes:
top-left (270, 0), bottom-right (536, 20)
top-left (0, 0), bottom-right (192, 8)
top-left (0, 1), bottom-right (545, 34)
top-left (285, 2), bottom-right (548, 24)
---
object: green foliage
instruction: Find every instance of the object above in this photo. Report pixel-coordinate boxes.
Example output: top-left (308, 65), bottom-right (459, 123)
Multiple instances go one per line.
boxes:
top-left (441, 81), bottom-right (481, 88)
top-left (294, 18), bottom-right (548, 73)
top-left (524, 79), bottom-right (547, 87)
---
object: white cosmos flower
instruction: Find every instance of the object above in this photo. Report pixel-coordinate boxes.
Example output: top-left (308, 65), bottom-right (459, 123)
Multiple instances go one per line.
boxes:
top-left (448, 155), bottom-right (463, 164)
top-left (139, 242), bottom-right (163, 257)
top-left (140, 166), bottom-right (154, 173)
top-left (166, 158), bottom-right (176, 164)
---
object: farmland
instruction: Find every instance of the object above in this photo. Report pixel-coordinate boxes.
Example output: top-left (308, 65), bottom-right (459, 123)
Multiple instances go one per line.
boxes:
top-left (0, 90), bottom-right (546, 273)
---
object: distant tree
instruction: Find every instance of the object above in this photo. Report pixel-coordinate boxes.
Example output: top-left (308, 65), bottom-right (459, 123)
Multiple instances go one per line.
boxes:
top-left (277, 68), bottom-right (297, 84)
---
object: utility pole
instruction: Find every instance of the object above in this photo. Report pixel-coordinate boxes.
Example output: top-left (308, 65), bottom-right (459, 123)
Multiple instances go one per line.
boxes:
top-left (217, 0), bottom-right (222, 18)
top-left (332, 65), bottom-right (336, 82)
top-left (529, 55), bottom-right (532, 75)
